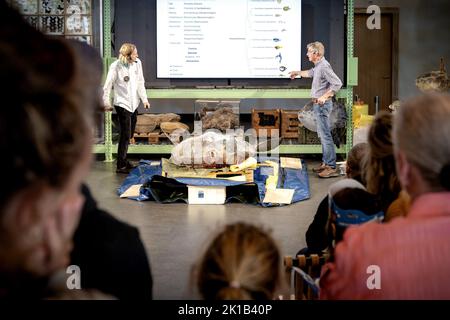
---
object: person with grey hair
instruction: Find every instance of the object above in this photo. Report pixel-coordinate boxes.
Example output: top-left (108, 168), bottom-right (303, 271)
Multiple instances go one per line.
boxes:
top-left (320, 94), bottom-right (450, 299)
top-left (289, 41), bottom-right (342, 178)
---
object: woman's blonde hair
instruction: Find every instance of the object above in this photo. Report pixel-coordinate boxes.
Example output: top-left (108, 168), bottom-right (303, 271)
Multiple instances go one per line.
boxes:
top-left (118, 43), bottom-right (136, 64)
top-left (393, 94), bottom-right (450, 191)
top-left (196, 222), bottom-right (283, 300)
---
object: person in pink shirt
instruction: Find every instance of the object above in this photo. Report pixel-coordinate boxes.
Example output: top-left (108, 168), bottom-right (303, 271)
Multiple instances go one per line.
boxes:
top-left (320, 94), bottom-right (450, 300)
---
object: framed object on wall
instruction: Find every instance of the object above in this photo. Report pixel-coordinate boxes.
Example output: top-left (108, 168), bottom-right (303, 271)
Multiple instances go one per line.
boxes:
top-left (8, 0), bottom-right (92, 45)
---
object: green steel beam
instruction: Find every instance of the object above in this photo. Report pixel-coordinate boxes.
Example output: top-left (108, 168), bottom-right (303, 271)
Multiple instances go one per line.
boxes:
top-left (345, 0), bottom-right (355, 155)
top-left (279, 145), bottom-right (347, 154)
top-left (103, 112), bottom-right (113, 161)
top-left (347, 57), bottom-right (358, 86)
top-left (146, 88), bottom-right (349, 99)
top-left (93, 144), bottom-right (106, 153)
top-left (103, 0), bottom-right (112, 58)
top-left (127, 145), bottom-right (174, 154)
top-left (93, 144), bottom-right (347, 155)
top-left (102, 0), bottom-right (113, 162)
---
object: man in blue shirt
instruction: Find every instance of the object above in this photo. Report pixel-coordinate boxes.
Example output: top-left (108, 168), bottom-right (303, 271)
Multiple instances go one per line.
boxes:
top-left (290, 41), bottom-right (342, 178)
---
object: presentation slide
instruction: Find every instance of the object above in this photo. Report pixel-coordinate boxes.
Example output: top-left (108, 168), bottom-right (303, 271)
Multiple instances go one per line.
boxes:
top-left (157, 0), bottom-right (301, 78)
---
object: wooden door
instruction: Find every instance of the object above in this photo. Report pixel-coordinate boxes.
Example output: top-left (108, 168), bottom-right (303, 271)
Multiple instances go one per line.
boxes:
top-left (354, 10), bottom-right (398, 114)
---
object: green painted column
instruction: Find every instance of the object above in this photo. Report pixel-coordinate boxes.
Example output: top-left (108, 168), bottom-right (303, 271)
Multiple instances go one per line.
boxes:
top-left (102, 0), bottom-right (114, 162)
top-left (346, 0), bottom-right (355, 156)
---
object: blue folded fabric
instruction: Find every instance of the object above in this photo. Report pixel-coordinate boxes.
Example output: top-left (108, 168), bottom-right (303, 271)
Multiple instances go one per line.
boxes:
top-left (117, 159), bottom-right (311, 206)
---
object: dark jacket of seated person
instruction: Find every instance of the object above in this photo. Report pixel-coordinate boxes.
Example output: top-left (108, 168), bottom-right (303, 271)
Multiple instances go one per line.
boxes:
top-left (70, 185), bottom-right (153, 299)
top-left (299, 143), bottom-right (368, 255)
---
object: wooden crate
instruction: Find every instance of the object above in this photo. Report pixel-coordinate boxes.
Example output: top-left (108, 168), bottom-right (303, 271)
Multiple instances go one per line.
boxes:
top-left (281, 110), bottom-right (301, 139)
top-left (251, 108), bottom-right (280, 137)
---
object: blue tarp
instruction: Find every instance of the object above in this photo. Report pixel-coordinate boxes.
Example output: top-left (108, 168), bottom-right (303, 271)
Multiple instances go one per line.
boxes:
top-left (117, 159), bottom-right (311, 206)
top-left (253, 164), bottom-right (311, 207)
top-left (117, 160), bottom-right (162, 201)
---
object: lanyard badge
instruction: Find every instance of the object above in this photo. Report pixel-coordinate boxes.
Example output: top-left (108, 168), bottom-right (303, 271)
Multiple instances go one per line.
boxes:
top-left (121, 62), bottom-right (131, 82)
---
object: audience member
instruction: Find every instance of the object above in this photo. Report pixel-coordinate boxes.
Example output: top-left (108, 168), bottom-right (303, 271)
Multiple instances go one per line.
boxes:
top-left (195, 222), bottom-right (284, 300)
top-left (1, 3), bottom-right (154, 300)
top-left (320, 94), bottom-right (450, 299)
top-left (298, 143), bottom-right (368, 255)
top-left (0, 1), bottom-right (94, 298)
top-left (363, 111), bottom-right (402, 212)
top-left (327, 179), bottom-right (384, 247)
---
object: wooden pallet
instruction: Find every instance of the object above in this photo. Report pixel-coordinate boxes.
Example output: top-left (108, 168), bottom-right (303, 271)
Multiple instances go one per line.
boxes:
top-left (130, 130), bottom-right (184, 145)
top-left (130, 131), bottom-right (161, 145)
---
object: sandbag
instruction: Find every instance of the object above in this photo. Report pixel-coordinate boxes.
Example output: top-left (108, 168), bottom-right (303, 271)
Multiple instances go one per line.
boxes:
top-left (160, 121), bottom-right (189, 134)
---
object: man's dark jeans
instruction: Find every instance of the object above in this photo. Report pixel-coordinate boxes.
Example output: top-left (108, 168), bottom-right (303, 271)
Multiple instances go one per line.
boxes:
top-left (115, 106), bottom-right (137, 169)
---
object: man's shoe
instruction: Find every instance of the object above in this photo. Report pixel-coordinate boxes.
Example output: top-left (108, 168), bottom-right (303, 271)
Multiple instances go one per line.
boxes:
top-left (115, 166), bottom-right (130, 174)
top-left (318, 166), bottom-right (340, 178)
top-left (312, 163), bottom-right (327, 173)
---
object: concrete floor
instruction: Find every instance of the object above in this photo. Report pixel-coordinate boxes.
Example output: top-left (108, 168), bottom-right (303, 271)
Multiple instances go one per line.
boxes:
top-left (85, 158), bottom-right (339, 299)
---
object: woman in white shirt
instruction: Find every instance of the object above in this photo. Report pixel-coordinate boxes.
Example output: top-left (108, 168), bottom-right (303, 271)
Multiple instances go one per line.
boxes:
top-left (103, 43), bottom-right (150, 173)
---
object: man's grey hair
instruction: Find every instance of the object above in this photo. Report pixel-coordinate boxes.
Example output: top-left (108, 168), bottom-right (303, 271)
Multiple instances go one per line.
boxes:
top-left (307, 41), bottom-right (325, 57)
